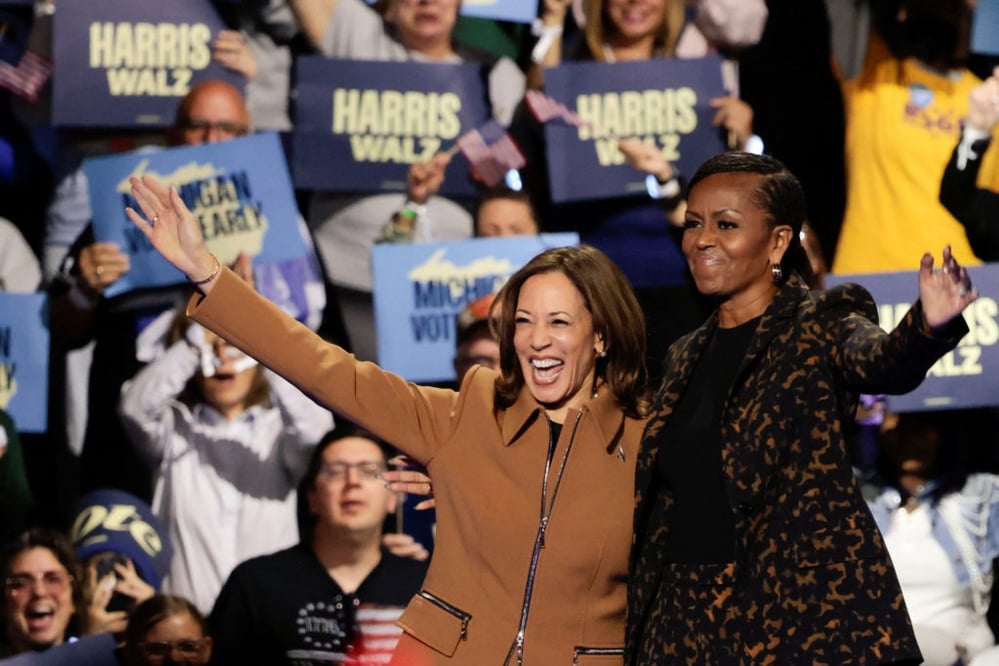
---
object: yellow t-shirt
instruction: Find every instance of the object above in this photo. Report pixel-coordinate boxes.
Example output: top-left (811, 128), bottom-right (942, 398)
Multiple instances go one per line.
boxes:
top-left (833, 56), bottom-right (995, 275)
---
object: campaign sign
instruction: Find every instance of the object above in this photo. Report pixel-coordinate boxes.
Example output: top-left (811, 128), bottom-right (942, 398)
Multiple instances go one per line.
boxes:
top-left (372, 233), bottom-right (580, 382)
top-left (0, 293), bottom-right (48, 434)
top-left (826, 264), bottom-right (999, 412)
top-left (459, 0), bottom-right (537, 24)
top-left (85, 132), bottom-right (312, 300)
top-left (293, 57), bottom-right (491, 197)
top-left (544, 56), bottom-right (728, 203)
top-left (972, 0), bottom-right (999, 56)
top-left (53, 0), bottom-right (243, 127)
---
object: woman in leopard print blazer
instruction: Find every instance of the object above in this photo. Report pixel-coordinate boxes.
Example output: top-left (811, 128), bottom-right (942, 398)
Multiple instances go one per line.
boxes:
top-left (627, 152), bottom-right (977, 665)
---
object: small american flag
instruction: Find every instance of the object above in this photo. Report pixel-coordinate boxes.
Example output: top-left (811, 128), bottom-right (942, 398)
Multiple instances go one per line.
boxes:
top-left (0, 51), bottom-right (53, 103)
top-left (455, 120), bottom-right (526, 188)
top-left (524, 89), bottom-right (586, 127)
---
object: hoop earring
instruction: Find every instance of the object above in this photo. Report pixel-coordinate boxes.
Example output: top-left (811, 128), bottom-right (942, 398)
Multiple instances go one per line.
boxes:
top-left (771, 262), bottom-right (783, 284)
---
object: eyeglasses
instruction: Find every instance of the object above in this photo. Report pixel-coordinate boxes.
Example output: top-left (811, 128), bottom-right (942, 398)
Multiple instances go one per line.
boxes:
top-left (318, 461), bottom-right (387, 482)
top-left (179, 117), bottom-right (249, 138)
top-left (4, 570), bottom-right (72, 598)
top-left (136, 637), bottom-right (211, 664)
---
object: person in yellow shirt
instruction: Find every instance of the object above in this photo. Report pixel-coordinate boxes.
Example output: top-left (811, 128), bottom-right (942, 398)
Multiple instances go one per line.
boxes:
top-left (833, 0), bottom-right (994, 274)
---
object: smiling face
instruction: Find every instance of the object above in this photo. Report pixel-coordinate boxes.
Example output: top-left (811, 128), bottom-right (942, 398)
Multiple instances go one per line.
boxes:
top-left (386, 0), bottom-right (459, 57)
top-left (682, 172), bottom-right (791, 324)
top-left (604, 0), bottom-right (667, 49)
top-left (513, 271), bottom-right (603, 423)
top-left (308, 437), bottom-right (397, 537)
top-left (4, 548), bottom-right (75, 653)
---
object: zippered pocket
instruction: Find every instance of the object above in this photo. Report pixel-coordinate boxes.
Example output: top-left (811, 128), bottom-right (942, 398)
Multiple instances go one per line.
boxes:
top-left (397, 590), bottom-right (473, 657)
top-left (417, 590), bottom-right (472, 639)
top-left (573, 646), bottom-right (624, 665)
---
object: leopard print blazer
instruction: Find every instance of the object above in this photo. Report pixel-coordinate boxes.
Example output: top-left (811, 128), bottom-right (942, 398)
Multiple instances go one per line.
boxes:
top-left (627, 274), bottom-right (969, 665)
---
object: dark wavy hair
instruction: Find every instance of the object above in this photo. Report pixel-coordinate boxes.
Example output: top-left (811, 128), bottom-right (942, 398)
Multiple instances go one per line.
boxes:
top-left (686, 151), bottom-right (814, 287)
top-left (493, 245), bottom-right (650, 419)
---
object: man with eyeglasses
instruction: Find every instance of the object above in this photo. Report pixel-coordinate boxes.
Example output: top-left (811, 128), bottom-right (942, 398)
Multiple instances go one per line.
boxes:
top-left (208, 423), bottom-right (428, 664)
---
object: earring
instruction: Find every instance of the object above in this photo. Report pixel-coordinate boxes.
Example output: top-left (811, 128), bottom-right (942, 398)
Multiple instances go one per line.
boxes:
top-left (771, 262), bottom-right (783, 284)
top-left (598, 350), bottom-right (607, 358)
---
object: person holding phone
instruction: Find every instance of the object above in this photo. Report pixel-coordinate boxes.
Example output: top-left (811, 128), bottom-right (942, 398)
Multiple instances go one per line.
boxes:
top-left (209, 422), bottom-right (428, 664)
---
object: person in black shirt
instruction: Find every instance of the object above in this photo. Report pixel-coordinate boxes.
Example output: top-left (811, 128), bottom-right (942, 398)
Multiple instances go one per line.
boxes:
top-left (208, 422), bottom-right (427, 664)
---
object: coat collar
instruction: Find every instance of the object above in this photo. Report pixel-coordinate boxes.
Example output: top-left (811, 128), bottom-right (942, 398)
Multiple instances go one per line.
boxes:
top-left (499, 380), bottom-right (626, 448)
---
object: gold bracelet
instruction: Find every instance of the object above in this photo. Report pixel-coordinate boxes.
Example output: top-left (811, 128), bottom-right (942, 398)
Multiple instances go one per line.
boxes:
top-left (189, 254), bottom-right (221, 285)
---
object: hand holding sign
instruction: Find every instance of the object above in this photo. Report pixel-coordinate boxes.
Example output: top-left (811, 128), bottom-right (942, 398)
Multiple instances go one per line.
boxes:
top-left (617, 138), bottom-right (675, 184)
top-left (78, 242), bottom-right (130, 295)
top-left (709, 95), bottom-right (754, 150)
top-left (126, 175), bottom-right (221, 293)
top-left (212, 30), bottom-right (258, 80)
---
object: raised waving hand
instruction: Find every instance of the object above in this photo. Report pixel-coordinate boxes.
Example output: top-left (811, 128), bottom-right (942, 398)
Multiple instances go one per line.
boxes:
top-left (919, 245), bottom-right (978, 332)
top-left (125, 175), bottom-right (222, 292)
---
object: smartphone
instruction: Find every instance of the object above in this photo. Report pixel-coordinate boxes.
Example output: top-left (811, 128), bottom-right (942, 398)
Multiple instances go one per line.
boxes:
top-left (93, 553), bottom-right (133, 613)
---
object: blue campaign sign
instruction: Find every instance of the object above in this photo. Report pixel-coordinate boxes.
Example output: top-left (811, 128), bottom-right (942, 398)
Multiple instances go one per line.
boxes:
top-left (85, 132), bottom-right (312, 299)
top-left (544, 56), bottom-right (728, 204)
top-left (372, 233), bottom-right (580, 382)
top-left (826, 264), bottom-right (999, 412)
top-left (0, 293), bottom-right (48, 434)
top-left (53, 0), bottom-right (244, 127)
top-left (972, 0), bottom-right (999, 56)
top-left (293, 57), bottom-right (491, 197)
top-left (459, 0), bottom-right (537, 24)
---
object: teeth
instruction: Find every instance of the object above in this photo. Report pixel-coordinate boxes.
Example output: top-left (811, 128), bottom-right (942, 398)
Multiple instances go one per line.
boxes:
top-left (532, 359), bottom-right (561, 369)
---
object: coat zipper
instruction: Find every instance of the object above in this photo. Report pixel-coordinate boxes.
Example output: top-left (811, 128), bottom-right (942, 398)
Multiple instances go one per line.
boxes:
top-left (503, 412), bottom-right (583, 665)
top-left (573, 646), bottom-right (625, 664)
top-left (417, 590), bottom-right (471, 640)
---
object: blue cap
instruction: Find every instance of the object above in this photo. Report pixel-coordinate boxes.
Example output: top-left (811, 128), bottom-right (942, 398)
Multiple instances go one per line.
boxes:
top-left (69, 488), bottom-right (173, 590)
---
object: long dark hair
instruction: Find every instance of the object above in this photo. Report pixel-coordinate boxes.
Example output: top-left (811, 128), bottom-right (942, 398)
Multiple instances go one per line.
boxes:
top-left (687, 152), bottom-right (814, 287)
top-left (493, 245), bottom-right (650, 419)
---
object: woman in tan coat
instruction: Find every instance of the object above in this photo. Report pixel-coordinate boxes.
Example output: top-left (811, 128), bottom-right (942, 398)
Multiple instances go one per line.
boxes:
top-left (124, 175), bottom-right (651, 665)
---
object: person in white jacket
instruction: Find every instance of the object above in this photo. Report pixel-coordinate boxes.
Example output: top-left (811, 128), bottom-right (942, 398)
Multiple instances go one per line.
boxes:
top-left (118, 294), bottom-right (334, 614)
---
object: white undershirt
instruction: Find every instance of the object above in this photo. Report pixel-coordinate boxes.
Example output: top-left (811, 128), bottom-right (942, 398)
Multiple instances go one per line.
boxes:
top-left (884, 503), bottom-right (995, 662)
